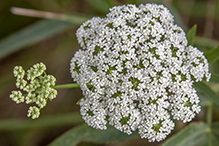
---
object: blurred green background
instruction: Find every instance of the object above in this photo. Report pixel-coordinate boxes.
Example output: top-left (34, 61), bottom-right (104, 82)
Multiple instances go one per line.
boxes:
top-left (0, 0), bottom-right (219, 145)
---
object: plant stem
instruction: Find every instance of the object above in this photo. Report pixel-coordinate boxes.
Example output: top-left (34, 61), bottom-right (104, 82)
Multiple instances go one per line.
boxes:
top-left (207, 102), bottom-right (213, 146)
top-left (53, 83), bottom-right (80, 89)
top-left (10, 7), bottom-right (90, 23)
top-left (11, 7), bottom-right (64, 20)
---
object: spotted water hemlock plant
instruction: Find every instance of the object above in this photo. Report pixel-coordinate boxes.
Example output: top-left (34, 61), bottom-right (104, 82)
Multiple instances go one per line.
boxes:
top-left (70, 4), bottom-right (211, 142)
top-left (10, 62), bottom-right (57, 119)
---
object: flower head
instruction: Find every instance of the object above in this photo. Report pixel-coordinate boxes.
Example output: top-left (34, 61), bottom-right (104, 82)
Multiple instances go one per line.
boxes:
top-left (10, 62), bottom-right (57, 119)
top-left (70, 3), bottom-right (211, 142)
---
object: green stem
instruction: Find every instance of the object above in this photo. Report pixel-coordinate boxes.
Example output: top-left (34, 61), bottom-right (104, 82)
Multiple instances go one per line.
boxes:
top-left (43, 71), bottom-right (47, 75)
top-left (207, 102), bottom-right (213, 146)
top-left (53, 83), bottom-right (80, 89)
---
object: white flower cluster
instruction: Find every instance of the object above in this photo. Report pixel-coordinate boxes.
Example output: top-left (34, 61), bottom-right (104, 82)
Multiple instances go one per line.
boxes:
top-left (10, 62), bottom-right (57, 119)
top-left (70, 4), bottom-right (211, 142)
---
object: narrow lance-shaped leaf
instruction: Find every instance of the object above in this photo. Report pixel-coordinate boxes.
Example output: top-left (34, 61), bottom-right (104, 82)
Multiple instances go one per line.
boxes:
top-left (0, 112), bottom-right (83, 131)
top-left (186, 24), bottom-right (197, 46)
top-left (210, 123), bottom-right (219, 146)
top-left (205, 46), bottom-right (219, 63)
top-left (127, 0), bottom-right (147, 5)
top-left (136, 0), bottom-right (147, 5)
top-left (191, 130), bottom-right (219, 146)
top-left (84, 0), bottom-right (117, 14)
top-left (194, 82), bottom-right (219, 107)
top-left (0, 14), bottom-right (89, 59)
top-left (49, 125), bottom-right (139, 146)
top-left (194, 36), bottom-right (219, 50)
top-left (212, 129), bottom-right (219, 139)
top-left (210, 74), bottom-right (219, 83)
top-left (163, 122), bottom-right (209, 146)
top-left (212, 122), bottom-right (219, 129)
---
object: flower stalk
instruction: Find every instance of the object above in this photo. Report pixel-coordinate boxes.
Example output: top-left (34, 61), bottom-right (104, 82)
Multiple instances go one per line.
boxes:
top-left (53, 83), bottom-right (80, 89)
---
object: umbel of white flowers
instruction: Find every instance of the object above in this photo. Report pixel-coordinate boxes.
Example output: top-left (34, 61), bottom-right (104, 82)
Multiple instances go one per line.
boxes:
top-left (10, 63), bottom-right (57, 119)
top-left (70, 3), bottom-right (211, 142)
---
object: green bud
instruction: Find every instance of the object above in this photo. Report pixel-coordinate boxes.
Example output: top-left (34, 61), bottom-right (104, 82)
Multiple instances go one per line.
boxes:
top-left (25, 92), bottom-right (36, 104)
top-left (47, 88), bottom-right (58, 100)
top-left (23, 84), bottom-right (35, 92)
top-left (10, 62), bottom-right (58, 119)
top-left (36, 98), bottom-right (47, 108)
top-left (10, 91), bottom-right (24, 103)
top-left (13, 66), bottom-right (25, 79)
top-left (27, 67), bottom-right (37, 80)
top-left (27, 106), bottom-right (40, 119)
top-left (16, 78), bottom-right (27, 89)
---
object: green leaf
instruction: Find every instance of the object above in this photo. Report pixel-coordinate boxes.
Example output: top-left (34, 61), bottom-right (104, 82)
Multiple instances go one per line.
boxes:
top-left (176, 1), bottom-right (214, 18)
top-left (163, 122), bottom-right (209, 146)
top-left (49, 125), bottom-right (139, 146)
top-left (135, 0), bottom-right (147, 5)
top-left (0, 14), bottom-right (88, 59)
top-left (212, 122), bottom-right (219, 129)
top-left (194, 36), bottom-right (219, 50)
top-left (211, 130), bottom-right (219, 146)
top-left (191, 131), bottom-right (219, 146)
top-left (84, 0), bottom-right (117, 14)
top-left (0, 112), bottom-right (83, 131)
top-left (212, 129), bottom-right (219, 138)
top-left (194, 82), bottom-right (219, 107)
top-left (199, 91), bottom-right (212, 107)
top-left (205, 46), bottom-right (219, 63)
top-left (186, 24), bottom-right (197, 46)
top-left (210, 74), bottom-right (219, 83)
top-left (126, 0), bottom-right (146, 5)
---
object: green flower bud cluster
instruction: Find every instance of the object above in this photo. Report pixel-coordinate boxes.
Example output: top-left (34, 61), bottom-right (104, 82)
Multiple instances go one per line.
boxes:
top-left (10, 62), bottom-right (57, 119)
